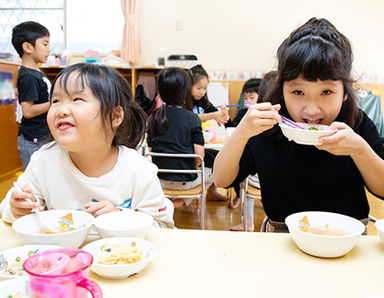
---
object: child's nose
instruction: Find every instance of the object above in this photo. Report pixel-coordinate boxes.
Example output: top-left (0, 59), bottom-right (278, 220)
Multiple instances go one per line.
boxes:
top-left (304, 101), bottom-right (320, 114)
top-left (58, 104), bottom-right (71, 116)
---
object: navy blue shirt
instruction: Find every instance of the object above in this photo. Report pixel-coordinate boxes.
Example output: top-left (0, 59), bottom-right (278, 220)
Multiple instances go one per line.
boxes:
top-left (17, 66), bottom-right (51, 141)
top-left (148, 106), bottom-right (204, 181)
top-left (230, 111), bottom-right (384, 222)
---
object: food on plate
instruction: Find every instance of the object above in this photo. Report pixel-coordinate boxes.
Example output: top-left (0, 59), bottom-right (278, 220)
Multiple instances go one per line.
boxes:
top-left (308, 127), bottom-right (319, 131)
top-left (299, 216), bottom-right (348, 236)
top-left (0, 256), bottom-right (26, 276)
top-left (6, 293), bottom-right (23, 298)
top-left (0, 248), bottom-right (40, 276)
top-left (97, 243), bottom-right (143, 265)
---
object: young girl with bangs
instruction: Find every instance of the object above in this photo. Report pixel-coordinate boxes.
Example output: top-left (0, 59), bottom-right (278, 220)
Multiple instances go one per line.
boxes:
top-left (0, 63), bottom-right (174, 228)
top-left (214, 17), bottom-right (384, 232)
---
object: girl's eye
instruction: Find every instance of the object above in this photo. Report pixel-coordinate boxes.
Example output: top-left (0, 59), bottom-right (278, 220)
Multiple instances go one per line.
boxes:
top-left (73, 97), bottom-right (84, 102)
top-left (321, 90), bottom-right (332, 95)
top-left (51, 98), bottom-right (60, 104)
top-left (293, 90), bottom-right (303, 95)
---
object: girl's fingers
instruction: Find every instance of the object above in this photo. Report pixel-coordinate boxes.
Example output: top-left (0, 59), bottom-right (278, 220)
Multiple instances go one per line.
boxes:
top-left (11, 197), bottom-right (40, 209)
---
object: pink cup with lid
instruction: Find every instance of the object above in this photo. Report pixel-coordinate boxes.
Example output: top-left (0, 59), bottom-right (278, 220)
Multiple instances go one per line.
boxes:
top-left (24, 248), bottom-right (102, 298)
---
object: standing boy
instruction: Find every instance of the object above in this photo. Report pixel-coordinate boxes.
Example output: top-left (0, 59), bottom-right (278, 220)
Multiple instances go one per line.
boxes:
top-left (12, 21), bottom-right (51, 169)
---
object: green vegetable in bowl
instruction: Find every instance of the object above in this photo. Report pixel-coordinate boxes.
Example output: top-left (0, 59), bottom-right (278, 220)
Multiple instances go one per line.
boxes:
top-left (309, 127), bottom-right (319, 131)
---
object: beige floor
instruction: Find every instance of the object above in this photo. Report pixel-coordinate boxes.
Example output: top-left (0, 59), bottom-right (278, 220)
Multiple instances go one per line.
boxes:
top-left (0, 172), bottom-right (383, 235)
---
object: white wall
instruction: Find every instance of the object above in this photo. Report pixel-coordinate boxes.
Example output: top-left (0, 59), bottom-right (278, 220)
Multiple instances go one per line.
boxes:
top-left (136, 0), bottom-right (384, 82)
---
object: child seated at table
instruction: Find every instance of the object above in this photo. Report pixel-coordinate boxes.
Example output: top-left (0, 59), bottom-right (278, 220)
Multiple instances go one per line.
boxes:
top-left (147, 67), bottom-right (210, 212)
top-left (229, 71), bottom-right (278, 231)
top-left (184, 65), bottom-right (230, 202)
top-left (214, 17), bottom-right (384, 232)
top-left (0, 63), bottom-right (174, 228)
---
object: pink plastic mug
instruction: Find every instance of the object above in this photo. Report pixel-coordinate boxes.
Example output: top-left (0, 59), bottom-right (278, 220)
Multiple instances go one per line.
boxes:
top-left (24, 248), bottom-right (103, 298)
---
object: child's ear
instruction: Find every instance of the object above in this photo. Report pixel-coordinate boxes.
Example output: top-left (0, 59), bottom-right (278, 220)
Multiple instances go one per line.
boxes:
top-left (22, 42), bottom-right (33, 54)
top-left (343, 94), bottom-right (348, 102)
top-left (112, 106), bottom-right (124, 129)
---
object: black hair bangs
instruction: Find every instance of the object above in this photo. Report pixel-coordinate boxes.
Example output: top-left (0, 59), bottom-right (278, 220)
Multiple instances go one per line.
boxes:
top-left (279, 35), bottom-right (349, 83)
top-left (53, 67), bottom-right (89, 98)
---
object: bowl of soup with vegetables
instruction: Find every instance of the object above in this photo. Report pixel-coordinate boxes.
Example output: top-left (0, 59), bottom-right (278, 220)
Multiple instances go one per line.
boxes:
top-left (12, 210), bottom-right (94, 248)
top-left (285, 211), bottom-right (365, 258)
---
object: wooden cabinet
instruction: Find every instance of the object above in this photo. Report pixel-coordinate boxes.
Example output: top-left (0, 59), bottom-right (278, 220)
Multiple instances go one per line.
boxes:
top-left (0, 61), bottom-right (22, 179)
top-left (39, 66), bottom-right (164, 97)
top-left (40, 66), bottom-right (134, 92)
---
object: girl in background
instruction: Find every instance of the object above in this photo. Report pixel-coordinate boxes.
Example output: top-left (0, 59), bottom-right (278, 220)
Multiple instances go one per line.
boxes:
top-left (229, 71), bottom-right (277, 231)
top-left (185, 64), bottom-right (229, 125)
top-left (0, 63), bottom-right (174, 228)
top-left (185, 64), bottom-right (229, 201)
top-left (214, 18), bottom-right (384, 232)
top-left (147, 67), bottom-right (207, 212)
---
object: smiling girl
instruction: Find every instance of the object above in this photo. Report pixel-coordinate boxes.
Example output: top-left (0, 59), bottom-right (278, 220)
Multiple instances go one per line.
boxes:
top-left (213, 18), bottom-right (384, 232)
top-left (0, 63), bottom-right (174, 228)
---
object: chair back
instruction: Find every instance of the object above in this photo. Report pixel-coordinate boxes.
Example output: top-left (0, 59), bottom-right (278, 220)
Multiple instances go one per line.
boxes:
top-left (145, 152), bottom-right (206, 229)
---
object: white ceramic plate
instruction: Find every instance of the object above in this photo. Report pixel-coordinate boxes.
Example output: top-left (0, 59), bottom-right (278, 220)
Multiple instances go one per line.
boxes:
top-left (82, 237), bottom-right (155, 279)
top-left (0, 276), bottom-right (29, 297)
top-left (0, 244), bottom-right (61, 279)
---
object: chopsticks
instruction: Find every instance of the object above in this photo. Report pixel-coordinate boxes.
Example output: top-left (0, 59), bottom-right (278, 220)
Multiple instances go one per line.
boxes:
top-left (215, 102), bottom-right (305, 130)
top-left (280, 115), bottom-right (305, 130)
top-left (215, 104), bottom-right (240, 108)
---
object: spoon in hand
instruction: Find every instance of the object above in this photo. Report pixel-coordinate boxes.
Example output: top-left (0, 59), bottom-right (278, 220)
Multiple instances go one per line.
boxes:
top-left (13, 182), bottom-right (57, 233)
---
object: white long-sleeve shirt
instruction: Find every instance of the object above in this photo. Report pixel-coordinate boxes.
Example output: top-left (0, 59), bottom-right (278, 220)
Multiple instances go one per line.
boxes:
top-left (0, 142), bottom-right (174, 228)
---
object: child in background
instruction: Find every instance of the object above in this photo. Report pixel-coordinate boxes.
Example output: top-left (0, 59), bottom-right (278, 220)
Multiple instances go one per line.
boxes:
top-left (226, 78), bottom-right (261, 210)
top-left (12, 21), bottom-right (52, 169)
top-left (229, 71), bottom-right (278, 231)
top-left (0, 63), bottom-right (174, 228)
top-left (147, 67), bottom-right (207, 212)
top-left (235, 78), bottom-right (261, 115)
top-left (185, 64), bottom-right (229, 126)
top-left (214, 17), bottom-right (384, 232)
top-left (227, 78), bottom-right (261, 128)
top-left (185, 64), bottom-right (229, 201)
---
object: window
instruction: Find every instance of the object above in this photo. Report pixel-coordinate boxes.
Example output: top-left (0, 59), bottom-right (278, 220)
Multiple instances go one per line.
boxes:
top-left (0, 0), bottom-right (65, 55)
top-left (1, 0), bottom-right (124, 57)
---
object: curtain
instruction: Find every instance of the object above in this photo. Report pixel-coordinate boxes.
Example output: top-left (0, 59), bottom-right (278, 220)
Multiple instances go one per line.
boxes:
top-left (121, 0), bottom-right (141, 65)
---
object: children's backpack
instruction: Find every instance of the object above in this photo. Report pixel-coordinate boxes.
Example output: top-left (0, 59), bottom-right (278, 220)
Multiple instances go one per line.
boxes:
top-left (134, 84), bottom-right (156, 115)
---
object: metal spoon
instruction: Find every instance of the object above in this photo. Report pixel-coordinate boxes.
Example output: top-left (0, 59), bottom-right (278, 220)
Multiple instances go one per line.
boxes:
top-left (13, 182), bottom-right (57, 233)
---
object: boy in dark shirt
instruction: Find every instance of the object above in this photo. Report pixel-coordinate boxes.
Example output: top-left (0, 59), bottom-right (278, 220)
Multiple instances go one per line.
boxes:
top-left (12, 21), bottom-right (51, 169)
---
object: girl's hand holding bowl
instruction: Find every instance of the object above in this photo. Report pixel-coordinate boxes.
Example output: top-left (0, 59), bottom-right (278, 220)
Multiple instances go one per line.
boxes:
top-left (316, 121), bottom-right (367, 156)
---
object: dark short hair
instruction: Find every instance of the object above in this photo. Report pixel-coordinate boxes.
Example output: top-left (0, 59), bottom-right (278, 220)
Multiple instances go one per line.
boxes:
top-left (242, 78), bottom-right (261, 94)
top-left (267, 17), bottom-right (360, 128)
top-left (158, 67), bottom-right (191, 106)
top-left (12, 21), bottom-right (50, 58)
top-left (51, 63), bottom-right (147, 149)
top-left (150, 67), bottom-right (191, 135)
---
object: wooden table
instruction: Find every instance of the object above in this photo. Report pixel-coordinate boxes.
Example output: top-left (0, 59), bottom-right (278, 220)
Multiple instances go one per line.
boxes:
top-left (1, 221), bottom-right (384, 298)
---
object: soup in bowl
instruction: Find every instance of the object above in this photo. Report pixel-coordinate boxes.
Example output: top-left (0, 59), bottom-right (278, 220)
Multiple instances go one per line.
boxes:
top-left (285, 211), bottom-right (365, 258)
top-left (12, 209), bottom-right (94, 248)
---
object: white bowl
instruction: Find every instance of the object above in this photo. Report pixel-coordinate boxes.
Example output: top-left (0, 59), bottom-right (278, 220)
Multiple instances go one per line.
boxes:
top-left (0, 277), bottom-right (28, 297)
top-left (374, 219), bottom-right (384, 244)
top-left (0, 244), bottom-right (61, 279)
top-left (12, 209), bottom-right (94, 248)
top-left (82, 237), bottom-right (155, 279)
top-left (94, 210), bottom-right (153, 239)
top-left (285, 211), bottom-right (365, 258)
top-left (279, 122), bottom-right (336, 145)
